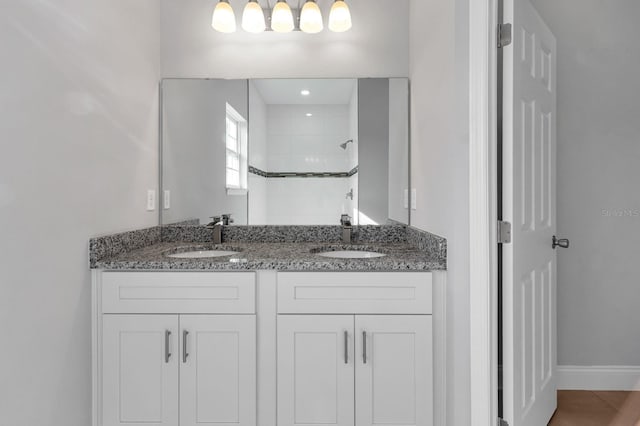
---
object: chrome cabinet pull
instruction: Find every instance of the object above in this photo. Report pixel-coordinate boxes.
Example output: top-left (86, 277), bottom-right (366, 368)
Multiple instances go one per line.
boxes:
top-left (362, 331), bottom-right (367, 364)
top-left (183, 330), bottom-right (189, 363)
top-left (165, 330), bottom-right (172, 363)
top-left (344, 331), bottom-right (349, 364)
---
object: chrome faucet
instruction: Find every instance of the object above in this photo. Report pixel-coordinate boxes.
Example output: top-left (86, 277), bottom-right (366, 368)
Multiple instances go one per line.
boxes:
top-left (340, 214), bottom-right (353, 244)
top-left (207, 214), bottom-right (233, 245)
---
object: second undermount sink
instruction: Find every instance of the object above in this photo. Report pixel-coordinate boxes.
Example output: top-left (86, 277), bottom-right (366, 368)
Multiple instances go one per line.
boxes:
top-left (314, 248), bottom-right (387, 259)
top-left (165, 246), bottom-right (241, 259)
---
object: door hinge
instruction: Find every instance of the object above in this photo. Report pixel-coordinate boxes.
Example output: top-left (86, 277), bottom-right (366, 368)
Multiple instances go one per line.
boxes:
top-left (497, 220), bottom-right (512, 244)
top-left (498, 418), bottom-right (509, 426)
top-left (498, 23), bottom-right (512, 48)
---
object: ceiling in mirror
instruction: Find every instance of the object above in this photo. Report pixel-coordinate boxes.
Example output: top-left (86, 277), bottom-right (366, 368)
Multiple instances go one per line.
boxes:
top-left (251, 79), bottom-right (356, 104)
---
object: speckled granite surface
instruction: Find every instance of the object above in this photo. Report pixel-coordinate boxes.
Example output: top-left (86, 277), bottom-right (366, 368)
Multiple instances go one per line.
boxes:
top-left (90, 225), bottom-right (446, 271)
top-left (165, 218), bottom-right (200, 227)
top-left (161, 225), bottom-right (408, 244)
top-left (406, 226), bottom-right (447, 264)
top-left (92, 242), bottom-right (445, 271)
top-left (89, 227), bottom-right (161, 267)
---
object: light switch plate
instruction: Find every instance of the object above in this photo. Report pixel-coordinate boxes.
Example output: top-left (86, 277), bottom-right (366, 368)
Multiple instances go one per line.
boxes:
top-left (163, 190), bottom-right (171, 210)
top-left (146, 190), bottom-right (156, 211)
top-left (404, 189), bottom-right (409, 209)
top-left (411, 189), bottom-right (417, 210)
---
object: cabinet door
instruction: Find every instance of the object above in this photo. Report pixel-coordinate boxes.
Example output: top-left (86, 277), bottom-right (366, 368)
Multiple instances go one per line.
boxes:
top-left (179, 315), bottom-right (256, 426)
top-left (278, 315), bottom-right (355, 426)
top-left (102, 315), bottom-right (179, 426)
top-left (355, 316), bottom-right (433, 426)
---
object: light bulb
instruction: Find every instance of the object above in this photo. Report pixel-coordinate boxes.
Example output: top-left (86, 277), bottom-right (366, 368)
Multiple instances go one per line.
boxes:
top-left (271, 0), bottom-right (294, 33)
top-left (328, 0), bottom-right (352, 32)
top-left (242, 0), bottom-right (266, 33)
top-left (300, 0), bottom-right (323, 34)
top-left (212, 0), bottom-right (236, 33)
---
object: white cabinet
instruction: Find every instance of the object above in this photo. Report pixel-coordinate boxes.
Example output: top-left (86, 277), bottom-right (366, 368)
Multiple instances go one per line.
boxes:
top-left (355, 316), bottom-right (432, 426)
top-left (102, 315), bottom-right (179, 426)
top-left (275, 271), bottom-right (433, 426)
top-left (95, 272), bottom-right (257, 426)
top-left (180, 315), bottom-right (256, 426)
top-left (277, 316), bottom-right (355, 426)
top-left (278, 315), bottom-right (433, 426)
top-left (94, 271), bottom-right (436, 426)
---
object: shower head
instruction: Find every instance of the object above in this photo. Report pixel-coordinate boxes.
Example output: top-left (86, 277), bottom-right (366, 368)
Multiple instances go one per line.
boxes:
top-left (340, 139), bottom-right (354, 150)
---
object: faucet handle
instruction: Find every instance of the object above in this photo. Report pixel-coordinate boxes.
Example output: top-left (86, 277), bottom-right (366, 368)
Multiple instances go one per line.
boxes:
top-left (222, 214), bottom-right (234, 225)
top-left (340, 214), bottom-right (352, 226)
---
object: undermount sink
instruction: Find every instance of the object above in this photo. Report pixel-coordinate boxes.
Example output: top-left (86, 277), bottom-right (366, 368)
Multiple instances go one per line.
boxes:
top-left (165, 247), bottom-right (241, 259)
top-left (315, 250), bottom-right (386, 259)
top-left (167, 250), bottom-right (239, 259)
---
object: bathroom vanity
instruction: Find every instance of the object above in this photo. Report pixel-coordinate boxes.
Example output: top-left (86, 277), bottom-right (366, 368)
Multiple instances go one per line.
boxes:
top-left (90, 76), bottom-right (446, 426)
top-left (90, 225), bottom-right (447, 426)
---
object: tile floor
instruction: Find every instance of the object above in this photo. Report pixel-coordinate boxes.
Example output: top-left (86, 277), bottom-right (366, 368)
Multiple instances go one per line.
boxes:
top-left (549, 391), bottom-right (640, 426)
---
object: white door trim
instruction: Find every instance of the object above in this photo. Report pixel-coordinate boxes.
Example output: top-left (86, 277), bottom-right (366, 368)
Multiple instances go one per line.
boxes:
top-left (469, 1), bottom-right (499, 426)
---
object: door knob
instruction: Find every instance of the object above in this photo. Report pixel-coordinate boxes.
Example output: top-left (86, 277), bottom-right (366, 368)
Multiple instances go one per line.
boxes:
top-left (552, 236), bottom-right (570, 249)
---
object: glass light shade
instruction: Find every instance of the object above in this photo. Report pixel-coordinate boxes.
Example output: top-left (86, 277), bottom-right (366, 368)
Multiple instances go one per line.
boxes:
top-left (242, 1), bottom-right (266, 33)
top-left (271, 1), bottom-right (294, 33)
top-left (212, 0), bottom-right (236, 33)
top-left (328, 0), bottom-right (352, 32)
top-left (300, 0), bottom-right (323, 34)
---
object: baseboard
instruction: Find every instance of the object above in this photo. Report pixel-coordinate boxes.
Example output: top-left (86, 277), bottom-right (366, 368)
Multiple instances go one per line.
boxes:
top-left (557, 365), bottom-right (640, 391)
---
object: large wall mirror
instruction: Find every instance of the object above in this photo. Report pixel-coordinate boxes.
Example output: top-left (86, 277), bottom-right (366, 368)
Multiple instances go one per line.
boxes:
top-left (161, 78), bottom-right (409, 226)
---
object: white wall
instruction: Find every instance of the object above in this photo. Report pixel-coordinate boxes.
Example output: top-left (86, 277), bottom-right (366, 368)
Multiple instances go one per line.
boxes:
top-left (388, 78), bottom-right (410, 223)
top-left (532, 0), bottom-right (640, 366)
top-left (266, 105), bottom-right (351, 172)
top-left (266, 179), bottom-right (351, 225)
top-left (410, 0), bottom-right (470, 424)
top-left (160, 0), bottom-right (409, 79)
top-left (0, 1), bottom-right (161, 425)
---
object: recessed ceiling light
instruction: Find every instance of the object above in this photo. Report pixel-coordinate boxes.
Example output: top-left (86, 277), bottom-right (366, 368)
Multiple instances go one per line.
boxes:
top-left (306, 113), bottom-right (313, 117)
top-left (301, 90), bottom-right (311, 96)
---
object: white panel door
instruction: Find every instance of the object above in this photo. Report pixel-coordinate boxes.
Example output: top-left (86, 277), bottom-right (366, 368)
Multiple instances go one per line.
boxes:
top-left (503, 0), bottom-right (557, 425)
top-left (355, 316), bottom-right (433, 426)
top-left (278, 315), bottom-right (355, 426)
top-left (179, 315), bottom-right (256, 426)
top-left (102, 315), bottom-right (179, 426)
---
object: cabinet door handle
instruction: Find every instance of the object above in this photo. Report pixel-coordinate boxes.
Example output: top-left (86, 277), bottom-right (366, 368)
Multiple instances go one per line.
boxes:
top-left (344, 331), bottom-right (349, 364)
top-left (362, 331), bottom-right (367, 364)
top-left (165, 330), bottom-right (172, 363)
top-left (183, 330), bottom-right (189, 363)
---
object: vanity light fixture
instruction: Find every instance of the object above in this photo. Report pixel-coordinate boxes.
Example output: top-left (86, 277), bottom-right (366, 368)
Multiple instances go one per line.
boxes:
top-left (242, 0), bottom-right (266, 33)
top-left (211, 0), bottom-right (352, 34)
top-left (212, 0), bottom-right (237, 33)
top-left (271, 0), bottom-right (295, 32)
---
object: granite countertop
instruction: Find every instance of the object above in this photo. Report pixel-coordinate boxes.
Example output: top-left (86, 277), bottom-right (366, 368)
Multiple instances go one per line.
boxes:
top-left (90, 225), bottom-right (447, 272)
top-left (93, 241), bottom-right (445, 271)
